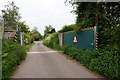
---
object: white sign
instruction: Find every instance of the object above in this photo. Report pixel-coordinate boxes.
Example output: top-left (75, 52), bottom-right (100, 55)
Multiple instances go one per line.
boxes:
top-left (73, 35), bottom-right (78, 43)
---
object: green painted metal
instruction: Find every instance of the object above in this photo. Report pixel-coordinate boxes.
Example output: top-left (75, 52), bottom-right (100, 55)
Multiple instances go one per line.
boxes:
top-left (16, 32), bottom-right (21, 43)
top-left (63, 27), bottom-right (97, 50)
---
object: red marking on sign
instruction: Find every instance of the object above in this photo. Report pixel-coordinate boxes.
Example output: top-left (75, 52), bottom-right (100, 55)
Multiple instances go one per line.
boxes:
top-left (73, 35), bottom-right (78, 43)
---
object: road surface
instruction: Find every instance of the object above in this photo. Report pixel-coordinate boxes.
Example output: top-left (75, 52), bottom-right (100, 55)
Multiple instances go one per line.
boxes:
top-left (11, 41), bottom-right (103, 78)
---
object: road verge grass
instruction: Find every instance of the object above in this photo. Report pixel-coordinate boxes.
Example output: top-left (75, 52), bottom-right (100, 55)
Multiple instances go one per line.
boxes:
top-left (25, 43), bottom-right (34, 52)
top-left (2, 39), bottom-right (32, 79)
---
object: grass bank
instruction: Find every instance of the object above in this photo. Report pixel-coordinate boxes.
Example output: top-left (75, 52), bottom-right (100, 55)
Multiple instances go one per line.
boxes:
top-left (2, 39), bottom-right (33, 79)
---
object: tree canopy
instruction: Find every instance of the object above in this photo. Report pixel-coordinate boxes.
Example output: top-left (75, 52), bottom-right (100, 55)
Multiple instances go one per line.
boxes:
top-left (65, 1), bottom-right (119, 28)
top-left (32, 27), bottom-right (42, 41)
top-left (2, 1), bottom-right (21, 30)
top-left (18, 21), bottom-right (30, 33)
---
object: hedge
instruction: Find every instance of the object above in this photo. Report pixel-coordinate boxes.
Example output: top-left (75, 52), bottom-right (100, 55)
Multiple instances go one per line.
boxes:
top-left (43, 32), bottom-right (60, 50)
top-left (2, 39), bottom-right (26, 79)
top-left (62, 45), bottom-right (119, 80)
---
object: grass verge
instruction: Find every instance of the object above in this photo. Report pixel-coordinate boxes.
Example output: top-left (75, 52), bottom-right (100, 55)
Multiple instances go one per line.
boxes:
top-left (25, 43), bottom-right (34, 52)
top-left (2, 39), bottom-right (33, 79)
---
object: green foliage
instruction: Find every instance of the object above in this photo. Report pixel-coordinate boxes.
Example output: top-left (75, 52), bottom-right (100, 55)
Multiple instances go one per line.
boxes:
top-left (24, 33), bottom-right (34, 45)
top-left (31, 27), bottom-right (42, 41)
top-left (43, 32), bottom-right (60, 50)
top-left (66, 2), bottom-right (119, 28)
top-left (98, 27), bottom-right (120, 49)
top-left (44, 25), bottom-right (53, 36)
top-left (2, 1), bottom-right (21, 30)
top-left (2, 39), bottom-right (26, 78)
top-left (24, 27), bottom-right (42, 45)
top-left (18, 21), bottom-right (30, 33)
top-left (62, 45), bottom-right (119, 79)
top-left (75, 3), bottom-right (96, 28)
top-left (59, 24), bottom-right (79, 33)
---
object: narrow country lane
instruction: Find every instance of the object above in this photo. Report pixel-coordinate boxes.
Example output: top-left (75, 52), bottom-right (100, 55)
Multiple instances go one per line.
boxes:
top-left (11, 41), bottom-right (102, 78)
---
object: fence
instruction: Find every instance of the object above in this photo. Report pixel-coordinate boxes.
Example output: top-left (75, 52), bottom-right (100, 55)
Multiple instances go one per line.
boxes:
top-left (60, 26), bottom-right (98, 50)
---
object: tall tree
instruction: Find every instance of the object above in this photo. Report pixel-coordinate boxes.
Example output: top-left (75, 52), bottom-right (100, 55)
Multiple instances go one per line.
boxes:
top-left (32, 27), bottom-right (42, 41)
top-left (44, 25), bottom-right (53, 35)
top-left (18, 21), bottom-right (30, 33)
top-left (1, 1), bottom-right (21, 30)
top-left (65, 1), bottom-right (119, 28)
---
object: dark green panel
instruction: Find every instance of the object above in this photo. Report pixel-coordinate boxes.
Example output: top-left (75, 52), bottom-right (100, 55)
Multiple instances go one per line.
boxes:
top-left (63, 28), bottom-right (95, 50)
top-left (16, 32), bottom-right (21, 43)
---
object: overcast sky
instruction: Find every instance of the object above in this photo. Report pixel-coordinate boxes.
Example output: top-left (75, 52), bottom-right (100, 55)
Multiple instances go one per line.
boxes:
top-left (0, 0), bottom-right (75, 35)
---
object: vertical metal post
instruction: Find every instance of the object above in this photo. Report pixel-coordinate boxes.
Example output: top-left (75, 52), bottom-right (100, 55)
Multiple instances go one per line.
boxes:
top-left (20, 32), bottom-right (22, 46)
top-left (94, 26), bottom-right (98, 50)
top-left (16, 23), bottom-right (18, 32)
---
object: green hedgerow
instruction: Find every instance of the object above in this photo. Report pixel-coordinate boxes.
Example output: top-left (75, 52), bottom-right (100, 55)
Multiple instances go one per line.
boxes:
top-left (43, 32), bottom-right (61, 50)
top-left (62, 45), bottom-right (119, 79)
top-left (2, 39), bottom-right (26, 79)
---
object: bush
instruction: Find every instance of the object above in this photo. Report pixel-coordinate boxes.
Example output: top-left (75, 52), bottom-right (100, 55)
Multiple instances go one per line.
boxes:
top-left (2, 39), bottom-right (27, 78)
top-left (24, 33), bottom-right (34, 45)
top-left (62, 45), bottom-right (119, 80)
top-left (98, 27), bottom-right (120, 49)
top-left (43, 32), bottom-right (61, 50)
top-left (58, 24), bottom-right (76, 33)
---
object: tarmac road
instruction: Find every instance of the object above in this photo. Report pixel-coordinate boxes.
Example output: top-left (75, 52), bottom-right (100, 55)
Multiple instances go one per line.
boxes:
top-left (11, 41), bottom-right (103, 78)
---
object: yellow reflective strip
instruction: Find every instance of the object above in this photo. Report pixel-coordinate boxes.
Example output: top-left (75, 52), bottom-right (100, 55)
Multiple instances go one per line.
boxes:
top-left (14, 39), bottom-right (17, 42)
top-left (65, 31), bottom-right (74, 33)
top-left (64, 27), bottom-right (95, 33)
top-left (14, 36), bottom-right (17, 39)
top-left (96, 37), bottom-right (98, 39)
top-left (81, 27), bottom-right (94, 31)
top-left (14, 33), bottom-right (18, 35)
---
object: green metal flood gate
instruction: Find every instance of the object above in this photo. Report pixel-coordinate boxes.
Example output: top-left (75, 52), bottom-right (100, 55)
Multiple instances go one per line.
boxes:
top-left (62, 27), bottom-right (98, 50)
